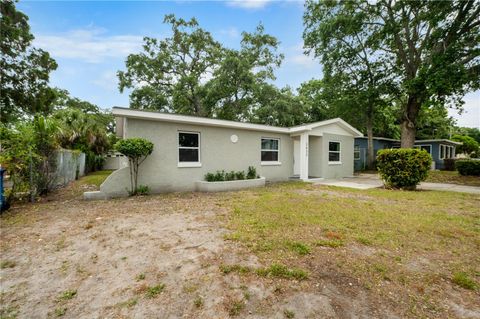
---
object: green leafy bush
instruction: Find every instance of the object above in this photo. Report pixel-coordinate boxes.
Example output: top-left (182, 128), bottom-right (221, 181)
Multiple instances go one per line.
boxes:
top-left (225, 171), bottom-right (236, 181)
top-left (115, 138), bottom-right (154, 195)
top-left (376, 149), bottom-right (431, 189)
top-left (203, 167), bottom-right (259, 182)
top-left (247, 166), bottom-right (257, 179)
top-left (456, 159), bottom-right (480, 176)
top-left (136, 185), bottom-right (150, 195)
top-left (235, 171), bottom-right (245, 180)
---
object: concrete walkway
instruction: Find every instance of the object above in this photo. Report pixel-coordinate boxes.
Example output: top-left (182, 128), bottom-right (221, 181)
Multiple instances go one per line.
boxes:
top-left (312, 174), bottom-right (480, 194)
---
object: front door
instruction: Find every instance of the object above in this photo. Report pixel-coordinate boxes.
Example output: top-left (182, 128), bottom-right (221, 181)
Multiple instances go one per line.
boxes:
top-left (293, 139), bottom-right (300, 175)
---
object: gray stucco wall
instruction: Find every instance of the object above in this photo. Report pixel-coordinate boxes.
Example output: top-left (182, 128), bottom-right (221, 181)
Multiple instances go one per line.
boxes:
top-left (308, 136), bottom-right (323, 178)
top-left (320, 133), bottom-right (354, 179)
top-left (102, 118), bottom-right (294, 194)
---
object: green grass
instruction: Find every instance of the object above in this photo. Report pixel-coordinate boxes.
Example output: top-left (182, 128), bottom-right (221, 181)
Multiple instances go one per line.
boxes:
top-left (0, 260), bottom-right (16, 269)
top-left (226, 183), bottom-right (479, 255)
top-left (145, 284), bottom-right (165, 298)
top-left (223, 182), bottom-right (480, 316)
top-left (255, 263), bottom-right (308, 280)
top-left (425, 170), bottom-right (480, 187)
top-left (57, 290), bottom-right (77, 301)
top-left (452, 272), bottom-right (478, 290)
top-left (54, 307), bottom-right (67, 317)
top-left (78, 170), bottom-right (113, 187)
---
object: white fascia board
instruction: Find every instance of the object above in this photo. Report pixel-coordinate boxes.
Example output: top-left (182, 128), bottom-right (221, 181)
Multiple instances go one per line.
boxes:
top-left (113, 107), bottom-right (290, 133)
top-left (415, 139), bottom-right (462, 145)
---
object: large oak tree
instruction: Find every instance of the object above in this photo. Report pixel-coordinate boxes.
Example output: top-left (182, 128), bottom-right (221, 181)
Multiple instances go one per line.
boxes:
top-left (304, 0), bottom-right (480, 147)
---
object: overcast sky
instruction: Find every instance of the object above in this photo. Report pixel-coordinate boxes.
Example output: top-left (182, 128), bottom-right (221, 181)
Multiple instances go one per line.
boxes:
top-left (19, 0), bottom-right (479, 128)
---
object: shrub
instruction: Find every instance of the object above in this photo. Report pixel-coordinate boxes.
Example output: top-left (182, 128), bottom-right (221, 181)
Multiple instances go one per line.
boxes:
top-left (247, 166), bottom-right (257, 179)
top-left (115, 138), bottom-right (154, 195)
top-left (225, 171), bottom-right (236, 181)
top-left (214, 170), bottom-right (226, 181)
top-left (136, 185), bottom-right (150, 195)
top-left (456, 159), bottom-right (480, 176)
top-left (376, 149), bottom-right (431, 190)
top-left (235, 171), bottom-right (246, 180)
top-left (443, 158), bottom-right (457, 171)
top-left (204, 172), bottom-right (216, 182)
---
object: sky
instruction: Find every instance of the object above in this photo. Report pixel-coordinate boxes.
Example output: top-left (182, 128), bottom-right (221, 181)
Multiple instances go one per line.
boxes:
top-left (18, 0), bottom-right (479, 128)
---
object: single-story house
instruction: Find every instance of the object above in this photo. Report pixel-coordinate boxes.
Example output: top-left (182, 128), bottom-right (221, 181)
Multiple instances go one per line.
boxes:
top-left (354, 137), bottom-right (461, 170)
top-left (99, 107), bottom-right (363, 197)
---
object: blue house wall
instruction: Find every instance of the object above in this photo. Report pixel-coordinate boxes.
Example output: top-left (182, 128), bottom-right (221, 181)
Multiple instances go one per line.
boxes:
top-left (354, 138), bottom-right (459, 171)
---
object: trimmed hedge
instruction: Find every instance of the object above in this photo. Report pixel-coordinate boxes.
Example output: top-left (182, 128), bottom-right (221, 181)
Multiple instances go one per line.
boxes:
top-left (376, 149), bottom-right (432, 190)
top-left (456, 159), bottom-right (480, 176)
top-left (204, 166), bottom-right (258, 182)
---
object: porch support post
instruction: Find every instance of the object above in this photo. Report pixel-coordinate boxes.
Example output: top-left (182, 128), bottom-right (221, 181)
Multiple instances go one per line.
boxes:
top-left (299, 133), bottom-right (309, 180)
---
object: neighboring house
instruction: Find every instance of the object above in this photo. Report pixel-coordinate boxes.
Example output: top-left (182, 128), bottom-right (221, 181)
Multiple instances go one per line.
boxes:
top-left (354, 137), bottom-right (461, 170)
top-left (100, 107), bottom-right (363, 197)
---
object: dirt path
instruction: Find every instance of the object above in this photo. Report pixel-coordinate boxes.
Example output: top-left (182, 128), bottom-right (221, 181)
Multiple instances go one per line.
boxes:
top-left (1, 187), bottom-right (446, 319)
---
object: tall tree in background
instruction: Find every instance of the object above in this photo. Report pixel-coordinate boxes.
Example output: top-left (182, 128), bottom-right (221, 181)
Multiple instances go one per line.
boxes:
top-left (205, 24), bottom-right (284, 121)
top-left (304, 1), bottom-right (394, 168)
top-left (118, 14), bottom-right (222, 115)
top-left (0, 0), bottom-right (57, 123)
top-left (303, 0), bottom-right (480, 148)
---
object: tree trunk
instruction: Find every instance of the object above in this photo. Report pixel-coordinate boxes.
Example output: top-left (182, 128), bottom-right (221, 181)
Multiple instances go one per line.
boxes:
top-left (400, 96), bottom-right (421, 148)
top-left (366, 118), bottom-right (375, 170)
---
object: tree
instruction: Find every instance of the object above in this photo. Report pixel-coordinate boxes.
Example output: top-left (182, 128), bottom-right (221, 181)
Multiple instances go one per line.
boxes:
top-left (303, 0), bottom-right (480, 148)
top-left (118, 14), bottom-right (222, 115)
top-left (0, 0), bottom-right (57, 123)
top-left (454, 127), bottom-right (480, 144)
top-left (205, 24), bottom-right (284, 121)
top-left (452, 135), bottom-right (480, 157)
top-left (415, 104), bottom-right (456, 140)
top-left (115, 138), bottom-right (154, 195)
top-left (304, 1), bottom-right (395, 169)
top-left (253, 85), bottom-right (306, 127)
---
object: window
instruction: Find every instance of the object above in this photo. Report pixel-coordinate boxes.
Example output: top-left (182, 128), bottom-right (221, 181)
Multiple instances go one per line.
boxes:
top-left (328, 141), bottom-right (341, 163)
top-left (261, 138), bottom-right (279, 162)
top-left (440, 145), bottom-right (445, 159)
top-left (414, 145), bottom-right (432, 155)
top-left (440, 145), bottom-right (454, 159)
top-left (354, 145), bottom-right (360, 160)
top-left (178, 132), bottom-right (200, 165)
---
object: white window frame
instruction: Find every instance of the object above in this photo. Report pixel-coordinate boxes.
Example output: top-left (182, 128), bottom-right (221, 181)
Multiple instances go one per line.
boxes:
top-left (328, 141), bottom-right (342, 165)
top-left (439, 144), bottom-right (454, 160)
top-left (178, 131), bottom-right (201, 168)
top-left (354, 145), bottom-right (360, 160)
top-left (261, 137), bottom-right (281, 166)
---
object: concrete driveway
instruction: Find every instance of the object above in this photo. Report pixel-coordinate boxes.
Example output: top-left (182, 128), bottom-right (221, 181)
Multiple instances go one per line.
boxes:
top-left (313, 173), bottom-right (480, 194)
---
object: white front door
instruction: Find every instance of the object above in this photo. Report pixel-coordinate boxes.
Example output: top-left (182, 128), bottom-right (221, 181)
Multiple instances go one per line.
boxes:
top-left (293, 139), bottom-right (300, 175)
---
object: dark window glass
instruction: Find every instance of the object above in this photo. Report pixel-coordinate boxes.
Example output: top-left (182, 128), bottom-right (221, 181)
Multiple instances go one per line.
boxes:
top-left (420, 145), bottom-right (431, 154)
top-left (179, 133), bottom-right (199, 147)
top-left (179, 149), bottom-right (199, 162)
top-left (329, 142), bottom-right (340, 152)
top-left (261, 138), bottom-right (279, 150)
top-left (329, 152), bottom-right (340, 162)
top-left (261, 151), bottom-right (279, 162)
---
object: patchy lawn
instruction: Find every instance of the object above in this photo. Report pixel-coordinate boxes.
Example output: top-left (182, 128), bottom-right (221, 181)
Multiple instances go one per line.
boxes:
top-left (78, 170), bottom-right (114, 187)
top-left (426, 170), bottom-right (480, 187)
top-left (1, 181), bottom-right (478, 318)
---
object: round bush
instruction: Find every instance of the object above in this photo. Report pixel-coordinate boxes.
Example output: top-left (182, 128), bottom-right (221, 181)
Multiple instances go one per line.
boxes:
top-left (376, 149), bottom-right (432, 190)
top-left (456, 159), bottom-right (480, 176)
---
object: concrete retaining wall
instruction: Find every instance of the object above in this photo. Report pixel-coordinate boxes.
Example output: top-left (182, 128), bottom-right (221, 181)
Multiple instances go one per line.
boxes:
top-left (195, 177), bottom-right (265, 192)
top-left (103, 155), bottom-right (128, 170)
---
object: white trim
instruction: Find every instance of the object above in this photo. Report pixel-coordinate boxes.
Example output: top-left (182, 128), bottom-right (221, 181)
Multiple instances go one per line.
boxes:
top-left (113, 107), bottom-right (363, 137)
top-left (177, 162), bottom-right (202, 168)
top-left (261, 137), bottom-right (280, 163)
top-left (415, 139), bottom-right (462, 145)
top-left (328, 141), bottom-right (341, 164)
top-left (439, 144), bottom-right (455, 160)
top-left (178, 131), bottom-right (201, 164)
top-left (261, 161), bottom-right (282, 166)
top-left (354, 145), bottom-right (360, 160)
top-left (299, 133), bottom-right (309, 180)
top-left (328, 162), bottom-right (342, 165)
